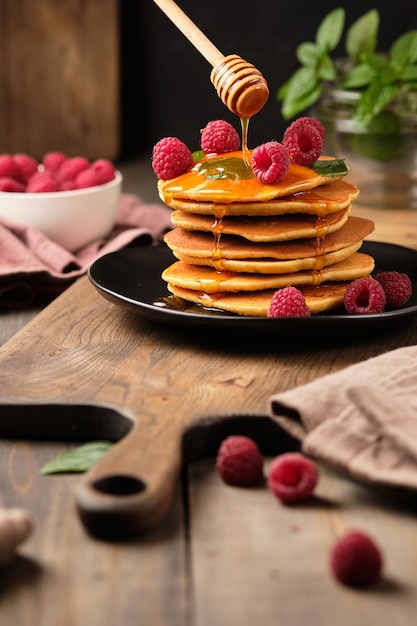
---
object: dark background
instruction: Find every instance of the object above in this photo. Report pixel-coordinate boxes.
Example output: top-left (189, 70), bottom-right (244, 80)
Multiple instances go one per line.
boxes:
top-left (120, 1), bottom-right (417, 158)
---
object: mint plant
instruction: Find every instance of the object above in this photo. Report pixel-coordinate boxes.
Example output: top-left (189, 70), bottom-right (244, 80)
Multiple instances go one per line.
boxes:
top-left (278, 8), bottom-right (417, 126)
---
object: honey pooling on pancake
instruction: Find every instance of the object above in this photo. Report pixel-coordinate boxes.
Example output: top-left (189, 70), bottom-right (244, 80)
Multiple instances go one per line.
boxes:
top-left (152, 118), bottom-right (375, 316)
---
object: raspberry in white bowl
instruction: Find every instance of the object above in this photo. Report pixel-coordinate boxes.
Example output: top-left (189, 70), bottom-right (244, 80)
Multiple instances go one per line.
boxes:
top-left (0, 152), bottom-right (122, 252)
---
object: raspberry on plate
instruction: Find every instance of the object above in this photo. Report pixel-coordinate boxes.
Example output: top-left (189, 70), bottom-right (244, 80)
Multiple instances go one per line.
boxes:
top-left (216, 435), bottom-right (264, 487)
top-left (344, 277), bottom-right (386, 314)
top-left (200, 119), bottom-right (240, 154)
top-left (282, 116), bottom-right (324, 165)
top-left (330, 529), bottom-right (383, 588)
top-left (267, 286), bottom-right (311, 317)
top-left (267, 452), bottom-right (318, 503)
top-left (152, 137), bottom-right (194, 180)
top-left (251, 141), bottom-right (290, 184)
top-left (375, 271), bottom-right (412, 307)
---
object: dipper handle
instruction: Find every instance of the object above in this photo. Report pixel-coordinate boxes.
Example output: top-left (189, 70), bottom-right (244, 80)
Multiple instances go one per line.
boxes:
top-left (152, 0), bottom-right (224, 65)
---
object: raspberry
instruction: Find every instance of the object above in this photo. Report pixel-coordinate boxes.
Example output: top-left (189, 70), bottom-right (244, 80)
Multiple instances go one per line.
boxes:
top-left (75, 167), bottom-right (102, 189)
top-left (91, 158), bottom-right (116, 184)
top-left (267, 452), bottom-right (318, 503)
top-left (330, 530), bottom-right (383, 588)
top-left (27, 170), bottom-right (59, 193)
top-left (344, 277), bottom-right (386, 314)
top-left (152, 137), bottom-right (194, 180)
top-left (0, 177), bottom-right (26, 192)
top-left (282, 117), bottom-right (324, 165)
top-left (297, 116), bottom-right (325, 140)
top-left (0, 154), bottom-right (21, 181)
top-left (267, 286), bottom-right (311, 317)
top-left (43, 151), bottom-right (67, 172)
top-left (13, 153), bottom-right (38, 181)
top-left (216, 435), bottom-right (264, 487)
top-left (375, 271), bottom-right (412, 307)
top-left (252, 141), bottom-right (290, 184)
top-left (200, 120), bottom-right (240, 154)
top-left (58, 156), bottom-right (90, 183)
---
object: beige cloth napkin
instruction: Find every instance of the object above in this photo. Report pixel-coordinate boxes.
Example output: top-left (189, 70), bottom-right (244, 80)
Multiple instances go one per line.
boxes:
top-left (269, 345), bottom-right (417, 492)
top-left (0, 193), bottom-right (172, 307)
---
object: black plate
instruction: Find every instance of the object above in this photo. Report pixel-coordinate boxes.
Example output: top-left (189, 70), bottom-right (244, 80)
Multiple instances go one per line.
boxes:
top-left (88, 242), bottom-right (417, 334)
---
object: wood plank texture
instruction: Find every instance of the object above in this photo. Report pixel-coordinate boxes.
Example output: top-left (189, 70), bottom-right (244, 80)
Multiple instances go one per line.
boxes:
top-left (0, 0), bottom-right (120, 159)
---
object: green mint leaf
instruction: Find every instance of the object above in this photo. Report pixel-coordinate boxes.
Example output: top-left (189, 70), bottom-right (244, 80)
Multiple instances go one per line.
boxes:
top-left (199, 157), bottom-right (253, 180)
top-left (310, 159), bottom-right (348, 177)
top-left (345, 9), bottom-right (379, 62)
top-left (354, 83), bottom-right (399, 126)
top-left (316, 8), bottom-right (345, 53)
top-left (317, 54), bottom-right (337, 81)
top-left (391, 31), bottom-right (417, 67)
top-left (279, 66), bottom-right (322, 118)
top-left (398, 66), bottom-right (417, 82)
top-left (296, 42), bottom-right (320, 67)
top-left (193, 150), bottom-right (205, 162)
top-left (341, 63), bottom-right (375, 89)
top-left (40, 441), bottom-right (113, 474)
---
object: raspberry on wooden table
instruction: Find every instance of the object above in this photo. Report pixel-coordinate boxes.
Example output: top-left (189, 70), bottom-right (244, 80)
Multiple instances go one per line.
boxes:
top-left (267, 452), bottom-right (318, 503)
top-left (330, 529), bottom-right (383, 588)
top-left (216, 435), bottom-right (264, 487)
top-left (200, 120), bottom-right (240, 154)
top-left (152, 137), bottom-right (194, 180)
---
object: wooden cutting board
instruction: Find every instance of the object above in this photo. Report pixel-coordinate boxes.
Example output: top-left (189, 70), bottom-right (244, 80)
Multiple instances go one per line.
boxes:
top-left (0, 275), bottom-right (412, 540)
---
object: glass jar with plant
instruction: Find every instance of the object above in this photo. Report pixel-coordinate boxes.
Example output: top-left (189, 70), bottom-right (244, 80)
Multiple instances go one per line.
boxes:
top-left (278, 8), bottom-right (417, 209)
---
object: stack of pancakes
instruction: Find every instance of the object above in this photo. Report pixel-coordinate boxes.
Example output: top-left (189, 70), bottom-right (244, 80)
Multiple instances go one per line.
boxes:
top-left (158, 151), bottom-right (375, 316)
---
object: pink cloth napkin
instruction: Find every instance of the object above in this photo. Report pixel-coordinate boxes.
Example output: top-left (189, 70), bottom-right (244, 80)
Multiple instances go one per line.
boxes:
top-left (269, 345), bottom-right (417, 493)
top-left (0, 193), bottom-right (172, 307)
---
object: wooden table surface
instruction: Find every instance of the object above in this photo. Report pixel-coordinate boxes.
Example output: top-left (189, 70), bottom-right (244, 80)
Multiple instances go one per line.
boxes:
top-left (1, 197), bottom-right (417, 625)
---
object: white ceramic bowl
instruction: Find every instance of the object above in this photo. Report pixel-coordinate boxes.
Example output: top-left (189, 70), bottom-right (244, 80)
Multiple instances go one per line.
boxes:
top-left (0, 171), bottom-right (122, 252)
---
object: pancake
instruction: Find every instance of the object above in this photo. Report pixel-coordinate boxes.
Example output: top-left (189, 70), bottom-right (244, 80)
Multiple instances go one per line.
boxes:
top-left (170, 206), bottom-right (351, 242)
top-left (167, 283), bottom-right (351, 316)
top-left (162, 252), bottom-right (375, 294)
top-left (163, 179), bottom-right (359, 217)
top-left (164, 216), bottom-right (374, 265)
top-left (158, 152), bottom-right (349, 206)
top-left (174, 241), bottom-right (363, 274)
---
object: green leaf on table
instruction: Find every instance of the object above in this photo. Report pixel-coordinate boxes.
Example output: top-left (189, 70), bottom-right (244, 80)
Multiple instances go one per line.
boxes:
top-left (346, 9), bottom-right (379, 61)
top-left (40, 440), bottom-right (113, 475)
top-left (310, 159), bottom-right (348, 177)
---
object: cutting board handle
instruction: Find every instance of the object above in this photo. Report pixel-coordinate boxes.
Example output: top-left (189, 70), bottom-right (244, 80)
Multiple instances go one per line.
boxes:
top-left (76, 419), bottom-right (183, 539)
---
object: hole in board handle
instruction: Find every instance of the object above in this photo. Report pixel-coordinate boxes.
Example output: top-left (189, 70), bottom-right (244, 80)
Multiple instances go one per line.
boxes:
top-left (93, 475), bottom-right (146, 496)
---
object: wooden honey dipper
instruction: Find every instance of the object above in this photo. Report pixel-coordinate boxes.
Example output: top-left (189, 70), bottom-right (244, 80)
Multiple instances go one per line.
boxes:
top-left (152, 0), bottom-right (269, 119)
